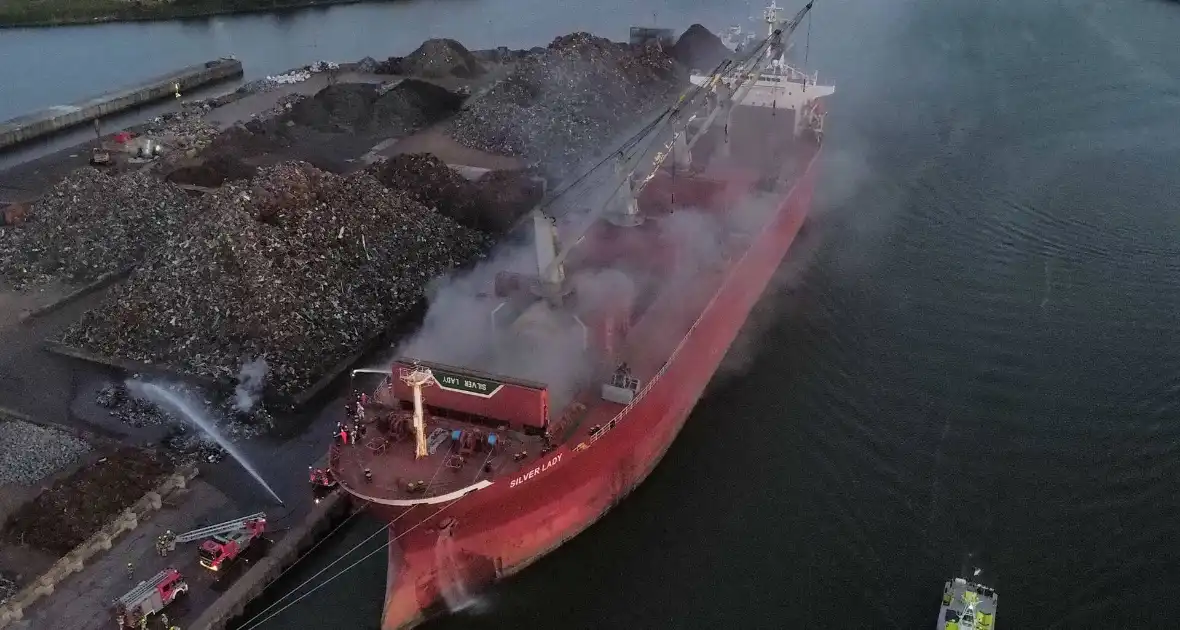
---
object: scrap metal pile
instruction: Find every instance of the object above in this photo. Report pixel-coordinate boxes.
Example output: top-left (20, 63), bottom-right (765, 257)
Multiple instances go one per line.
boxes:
top-left (448, 33), bottom-right (685, 177)
top-left (0, 169), bottom-right (198, 289)
top-left (61, 162), bottom-right (490, 398)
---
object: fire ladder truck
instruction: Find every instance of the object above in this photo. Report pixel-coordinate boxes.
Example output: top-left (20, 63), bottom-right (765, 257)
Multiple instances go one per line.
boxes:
top-left (112, 568), bottom-right (188, 629)
top-left (162, 512), bottom-right (267, 571)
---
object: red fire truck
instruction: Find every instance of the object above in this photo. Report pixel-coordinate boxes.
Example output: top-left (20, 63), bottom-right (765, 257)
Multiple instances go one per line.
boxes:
top-left (112, 568), bottom-right (188, 628)
top-left (172, 512), bottom-right (266, 571)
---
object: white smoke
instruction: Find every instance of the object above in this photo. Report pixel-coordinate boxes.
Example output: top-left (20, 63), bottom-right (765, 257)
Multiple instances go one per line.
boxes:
top-left (233, 356), bottom-right (269, 413)
top-left (385, 186), bottom-right (790, 414)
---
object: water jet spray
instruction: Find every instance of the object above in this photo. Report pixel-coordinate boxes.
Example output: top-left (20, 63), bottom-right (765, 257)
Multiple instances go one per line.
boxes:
top-left (126, 379), bottom-right (285, 506)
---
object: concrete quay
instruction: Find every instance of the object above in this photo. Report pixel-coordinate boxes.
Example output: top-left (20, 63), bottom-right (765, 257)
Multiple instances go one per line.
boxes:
top-left (0, 59), bottom-right (243, 151)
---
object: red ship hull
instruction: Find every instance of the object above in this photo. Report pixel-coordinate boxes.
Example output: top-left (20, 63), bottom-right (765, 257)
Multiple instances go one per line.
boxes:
top-left (372, 149), bottom-right (820, 629)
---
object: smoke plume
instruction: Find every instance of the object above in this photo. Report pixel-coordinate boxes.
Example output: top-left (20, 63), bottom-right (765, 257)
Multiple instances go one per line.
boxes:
top-left (233, 356), bottom-right (269, 413)
top-left (389, 182), bottom-right (794, 413)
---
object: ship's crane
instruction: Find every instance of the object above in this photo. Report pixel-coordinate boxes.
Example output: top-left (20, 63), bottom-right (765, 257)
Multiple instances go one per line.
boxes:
top-left (535, 1), bottom-right (820, 283)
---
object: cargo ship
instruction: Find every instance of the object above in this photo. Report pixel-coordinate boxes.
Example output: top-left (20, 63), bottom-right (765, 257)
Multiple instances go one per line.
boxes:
top-left (330, 2), bottom-right (833, 627)
top-left (938, 577), bottom-right (998, 629)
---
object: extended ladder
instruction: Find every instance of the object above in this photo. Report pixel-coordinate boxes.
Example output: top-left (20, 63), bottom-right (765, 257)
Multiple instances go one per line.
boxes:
top-left (173, 512), bottom-right (265, 543)
top-left (117, 569), bottom-right (175, 607)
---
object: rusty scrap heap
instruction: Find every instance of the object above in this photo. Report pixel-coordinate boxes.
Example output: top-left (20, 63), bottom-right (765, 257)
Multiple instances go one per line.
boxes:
top-left (0, 169), bottom-right (198, 289)
top-left (60, 162), bottom-right (490, 398)
top-left (448, 33), bottom-right (685, 178)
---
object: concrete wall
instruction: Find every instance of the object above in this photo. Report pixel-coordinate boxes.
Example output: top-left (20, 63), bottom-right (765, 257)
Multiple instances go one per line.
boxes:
top-left (0, 59), bottom-right (243, 151)
top-left (0, 465), bottom-right (199, 629)
top-left (190, 492), bottom-right (355, 630)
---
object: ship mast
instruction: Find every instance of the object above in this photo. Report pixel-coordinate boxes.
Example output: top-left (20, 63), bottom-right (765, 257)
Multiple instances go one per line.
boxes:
top-left (400, 367), bottom-right (435, 459)
top-left (541, 0), bottom-right (817, 279)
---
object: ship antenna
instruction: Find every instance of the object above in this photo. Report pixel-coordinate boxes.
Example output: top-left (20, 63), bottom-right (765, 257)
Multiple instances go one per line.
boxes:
top-left (400, 367), bottom-right (436, 459)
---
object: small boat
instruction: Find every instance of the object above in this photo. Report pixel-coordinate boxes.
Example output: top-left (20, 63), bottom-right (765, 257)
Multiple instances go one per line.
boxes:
top-left (937, 576), bottom-right (998, 629)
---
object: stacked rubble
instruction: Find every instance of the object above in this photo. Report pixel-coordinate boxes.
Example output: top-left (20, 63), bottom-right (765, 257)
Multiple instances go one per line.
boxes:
top-left (61, 162), bottom-right (490, 399)
top-left (448, 33), bottom-right (685, 178)
top-left (2, 448), bottom-right (173, 555)
top-left (0, 169), bottom-right (199, 289)
top-left (368, 153), bottom-right (542, 234)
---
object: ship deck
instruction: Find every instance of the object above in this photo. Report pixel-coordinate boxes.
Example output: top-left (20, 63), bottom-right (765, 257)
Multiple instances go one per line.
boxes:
top-left (332, 405), bottom-right (548, 505)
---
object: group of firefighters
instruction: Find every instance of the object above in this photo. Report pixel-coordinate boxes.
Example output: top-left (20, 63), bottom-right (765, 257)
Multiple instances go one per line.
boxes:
top-left (155, 530), bottom-right (177, 556)
top-left (336, 392), bottom-right (370, 445)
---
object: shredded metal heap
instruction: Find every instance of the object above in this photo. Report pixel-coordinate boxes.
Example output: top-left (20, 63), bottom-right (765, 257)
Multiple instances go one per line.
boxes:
top-left (448, 33), bottom-right (685, 177)
top-left (0, 169), bottom-right (199, 289)
top-left (61, 162), bottom-right (490, 398)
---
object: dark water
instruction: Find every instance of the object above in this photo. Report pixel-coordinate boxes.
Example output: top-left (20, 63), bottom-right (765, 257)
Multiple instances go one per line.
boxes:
top-left (23, 0), bottom-right (1180, 627)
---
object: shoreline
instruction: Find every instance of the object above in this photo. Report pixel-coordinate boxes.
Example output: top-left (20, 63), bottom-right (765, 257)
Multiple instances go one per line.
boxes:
top-left (0, 0), bottom-right (377, 30)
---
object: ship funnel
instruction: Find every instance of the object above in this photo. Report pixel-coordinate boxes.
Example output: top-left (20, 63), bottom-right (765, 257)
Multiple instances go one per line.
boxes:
top-left (400, 367), bottom-right (435, 459)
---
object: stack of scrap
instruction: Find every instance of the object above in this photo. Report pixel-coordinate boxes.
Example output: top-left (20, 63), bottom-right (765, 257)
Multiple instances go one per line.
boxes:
top-left (448, 32), bottom-right (686, 178)
top-left (0, 169), bottom-right (198, 290)
top-left (61, 162), bottom-right (490, 398)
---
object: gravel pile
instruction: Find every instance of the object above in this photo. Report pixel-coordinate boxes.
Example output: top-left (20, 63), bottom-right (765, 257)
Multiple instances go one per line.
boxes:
top-left (368, 153), bottom-right (540, 234)
top-left (2, 448), bottom-right (173, 555)
top-left (0, 420), bottom-right (91, 485)
top-left (61, 162), bottom-right (490, 399)
top-left (378, 39), bottom-right (486, 78)
top-left (448, 33), bottom-right (685, 178)
top-left (0, 169), bottom-right (199, 289)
